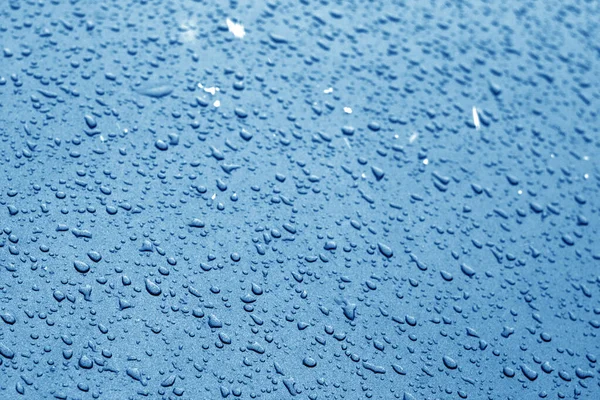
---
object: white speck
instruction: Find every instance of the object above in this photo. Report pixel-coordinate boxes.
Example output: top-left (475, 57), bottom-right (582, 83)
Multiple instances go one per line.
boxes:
top-left (361, 173), bottom-right (366, 178)
top-left (423, 159), bottom-right (429, 165)
top-left (344, 137), bottom-right (351, 148)
top-left (226, 18), bottom-right (245, 38)
top-left (99, 135), bottom-right (106, 142)
top-left (550, 153), bottom-right (555, 158)
top-left (343, 107), bottom-right (352, 114)
top-left (180, 29), bottom-right (197, 43)
top-left (213, 100), bottom-right (221, 107)
top-left (472, 107), bottom-right (480, 130)
top-left (197, 82), bottom-right (220, 95)
top-left (323, 87), bottom-right (333, 94)
top-left (409, 132), bottom-right (418, 143)
top-left (211, 193), bottom-right (217, 200)
top-left (518, 190), bottom-right (523, 195)
top-left (394, 134), bottom-right (399, 139)
top-left (584, 174), bottom-right (589, 179)
top-left (583, 156), bottom-right (589, 161)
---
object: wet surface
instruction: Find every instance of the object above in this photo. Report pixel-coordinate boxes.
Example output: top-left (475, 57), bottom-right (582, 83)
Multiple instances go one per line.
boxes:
top-left (1, 0), bottom-right (599, 399)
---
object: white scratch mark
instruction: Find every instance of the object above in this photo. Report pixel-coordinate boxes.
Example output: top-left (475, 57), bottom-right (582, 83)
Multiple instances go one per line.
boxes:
top-left (344, 137), bottom-right (351, 148)
top-left (472, 106), bottom-right (481, 130)
top-left (226, 18), bottom-right (245, 39)
top-left (409, 132), bottom-right (418, 143)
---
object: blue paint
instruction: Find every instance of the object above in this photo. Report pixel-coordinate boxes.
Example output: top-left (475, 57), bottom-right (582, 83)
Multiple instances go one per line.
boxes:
top-left (0, 0), bottom-right (599, 399)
